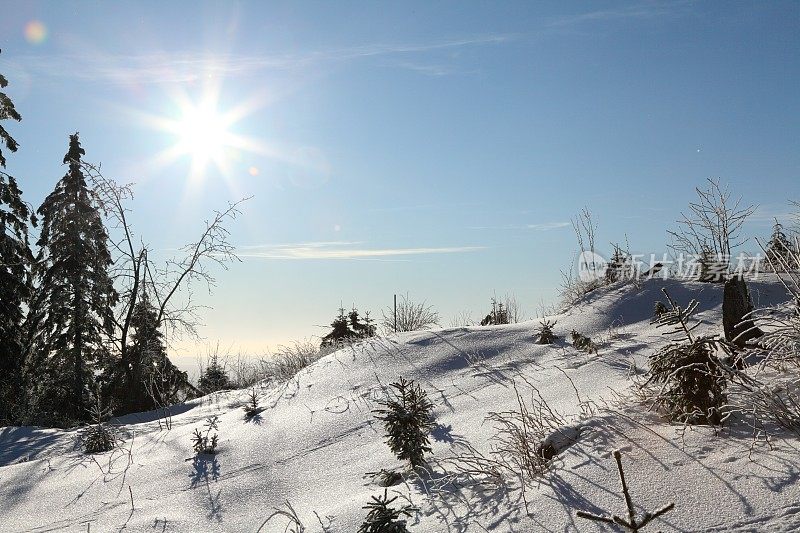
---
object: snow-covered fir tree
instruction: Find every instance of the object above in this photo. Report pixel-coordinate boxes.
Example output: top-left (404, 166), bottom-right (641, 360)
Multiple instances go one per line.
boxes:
top-left (26, 134), bottom-right (118, 426)
top-left (0, 58), bottom-right (35, 424)
top-left (106, 290), bottom-right (188, 413)
top-left (765, 221), bottom-right (796, 272)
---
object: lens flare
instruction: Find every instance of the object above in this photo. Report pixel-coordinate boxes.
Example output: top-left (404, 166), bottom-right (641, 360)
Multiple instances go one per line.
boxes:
top-left (24, 20), bottom-right (48, 44)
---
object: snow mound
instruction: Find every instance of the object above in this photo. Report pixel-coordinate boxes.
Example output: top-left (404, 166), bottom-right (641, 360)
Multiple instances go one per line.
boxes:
top-left (1, 277), bottom-right (798, 532)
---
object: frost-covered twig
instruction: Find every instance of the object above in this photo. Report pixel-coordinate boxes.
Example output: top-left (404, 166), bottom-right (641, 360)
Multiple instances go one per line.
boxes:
top-left (577, 450), bottom-right (675, 532)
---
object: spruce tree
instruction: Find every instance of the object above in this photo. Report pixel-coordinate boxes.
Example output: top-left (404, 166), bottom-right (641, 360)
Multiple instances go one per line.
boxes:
top-left (765, 221), bottom-right (795, 272)
top-left (27, 134), bottom-right (118, 426)
top-left (358, 489), bottom-right (415, 533)
top-left (321, 307), bottom-right (357, 347)
top-left (198, 353), bottom-right (231, 393)
top-left (108, 291), bottom-right (183, 413)
top-left (0, 51), bottom-right (22, 168)
top-left (375, 377), bottom-right (434, 468)
top-left (0, 57), bottom-right (34, 423)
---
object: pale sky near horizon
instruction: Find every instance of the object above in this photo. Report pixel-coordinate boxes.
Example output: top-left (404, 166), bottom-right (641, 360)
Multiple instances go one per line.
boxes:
top-left (1, 1), bottom-right (798, 372)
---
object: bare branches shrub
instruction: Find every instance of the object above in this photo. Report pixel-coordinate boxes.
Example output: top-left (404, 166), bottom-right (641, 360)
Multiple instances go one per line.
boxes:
top-left (559, 261), bottom-right (604, 308)
top-left (264, 341), bottom-right (334, 383)
top-left (440, 377), bottom-right (589, 511)
top-left (257, 500), bottom-right (305, 533)
top-left (382, 293), bottom-right (439, 333)
top-left (449, 310), bottom-right (475, 327)
top-left (502, 293), bottom-right (523, 323)
top-left (667, 177), bottom-right (756, 274)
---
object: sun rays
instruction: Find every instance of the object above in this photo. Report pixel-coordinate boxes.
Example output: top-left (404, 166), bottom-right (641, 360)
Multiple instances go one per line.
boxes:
top-left (137, 82), bottom-right (267, 197)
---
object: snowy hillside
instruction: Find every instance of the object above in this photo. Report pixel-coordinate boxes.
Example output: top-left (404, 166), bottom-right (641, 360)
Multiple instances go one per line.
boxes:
top-left (2, 277), bottom-right (799, 532)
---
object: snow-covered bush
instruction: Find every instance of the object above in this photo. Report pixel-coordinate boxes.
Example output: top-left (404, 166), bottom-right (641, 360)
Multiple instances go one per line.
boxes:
top-left (647, 289), bottom-right (729, 425)
top-left (192, 416), bottom-right (220, 455)
top-left (571, 330), bottom-right (597, 354)
top-left (536, 320), bottom-right (558, 344)
top-left (753, 233), bottom-right (800, 367)
top-left (358, 489), bottom-right (416, 533)
top-left (374, 377), bottom-right (434, 468)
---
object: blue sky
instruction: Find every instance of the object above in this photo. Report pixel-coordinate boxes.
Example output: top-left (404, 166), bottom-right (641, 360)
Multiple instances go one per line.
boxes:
top-left (1, 1), bottom-right (798, 362)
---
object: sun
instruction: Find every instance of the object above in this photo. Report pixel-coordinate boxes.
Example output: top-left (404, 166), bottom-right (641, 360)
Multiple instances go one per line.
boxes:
top-left (171, 100), bottom-right (233, 169)
top-left (139, 86), bottom-right (265, 194)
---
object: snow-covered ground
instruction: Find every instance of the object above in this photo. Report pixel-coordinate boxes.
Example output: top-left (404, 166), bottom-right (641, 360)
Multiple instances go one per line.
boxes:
top-left (2, 277), bottom-right (799, 532)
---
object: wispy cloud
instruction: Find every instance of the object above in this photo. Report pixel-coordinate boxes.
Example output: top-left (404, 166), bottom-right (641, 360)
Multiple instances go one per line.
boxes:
top-left (470, 221), bottom-right (570, 231)
top-left (0, 34), bottom-right (515, 85)
top-left (548, 1), bottom-right (687, 28)
top-left (526, 222), bottom-right (571, 231)
top-left (749, 205), bottom-right (797, 225)
top-left (236, 241), bottom-right (486, 260)
top-left (369, 202), bottom-right (482, 213)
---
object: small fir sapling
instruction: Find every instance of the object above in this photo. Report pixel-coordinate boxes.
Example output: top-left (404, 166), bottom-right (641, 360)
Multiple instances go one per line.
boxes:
top-left (198, 354), bottom-right (232, 393)
top-left (192, 416), bottom-right (220, 454)
top-left (82, 390), bottom-right (116, 454)
top-left (374, 377), bottom-right (435, 468)
top-left (536, 320), bottom-right (558, 344)
top-left (571, 330), bottom-right (598, 354)
top-left (653, 301), bottom-right (668, 321)
top-left (243, 388), bottom-right (261, 418)
top-left (358, 489), bottom-right (416, 533)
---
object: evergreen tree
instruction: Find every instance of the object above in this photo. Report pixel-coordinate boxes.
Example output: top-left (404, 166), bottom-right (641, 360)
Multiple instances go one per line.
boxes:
top-left (350, 307), bottom-right (377, 339)
top-left (765, 221), bottom-right (795, 272)
top-left (198, 353), bottom-right (231, 393)
top-left (0, 57), bottom-right (34, 423)
top-left (107, 290), bottom-right (188, 413)
top-left (321, 306), bottom-right (357, 347)
top-left (27, 134), bottom-right (118, 426)
top-left (0, 51), bottom-right (22, 168)
top-left (358, 489), bottom-right (415, 533)
top-left (374, 377), bottom-right (434, 468)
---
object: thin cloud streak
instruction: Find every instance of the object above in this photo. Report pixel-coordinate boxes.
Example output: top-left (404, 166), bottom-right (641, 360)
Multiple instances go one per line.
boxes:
top-left (0, 34), bottom-right (515, 85)
top-left (470, 221), bottom-right (570, 231)
top-left (548, 1), bottom-right (687, 28)
top-left (236, 241), bottom-right (486, 260)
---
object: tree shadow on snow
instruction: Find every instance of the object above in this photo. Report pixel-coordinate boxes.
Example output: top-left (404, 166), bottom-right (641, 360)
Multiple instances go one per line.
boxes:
top-left (188, 454), bottom-right (224, 522)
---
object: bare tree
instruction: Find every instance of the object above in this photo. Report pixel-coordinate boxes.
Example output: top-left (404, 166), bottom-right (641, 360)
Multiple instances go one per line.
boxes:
top-left (572, 207), bottom-right (598, 273)
top-left (502, 293), bottom-right (524, 323)
top-left (83, 162), bottom-right (246, 413)
top-left (382, 293), bottom-right (439, 333)
top-left (667, 178), bottom-right (756, 271)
